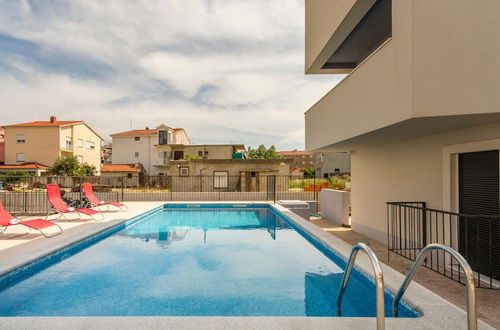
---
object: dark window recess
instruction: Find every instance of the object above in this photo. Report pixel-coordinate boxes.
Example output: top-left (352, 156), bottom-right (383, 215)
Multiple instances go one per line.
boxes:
top-left (158, 131), bottom-right (167, 145)
top-left (204, 151), bottom-right (209, 156)
top-left (250, 172), bottom-right (257, 178)
top-left (127, 173), bottom-right (133, 179)
top-left (198, 151), bottom-right (203, 156)
top-left (459, 150), bottom-right (500, 280)
top-left (134, 137), bottom-right (140, 141)
top-left (173, 151), bottom-right (184, 160)
top-left (323, 0), bottom-right (392, 70)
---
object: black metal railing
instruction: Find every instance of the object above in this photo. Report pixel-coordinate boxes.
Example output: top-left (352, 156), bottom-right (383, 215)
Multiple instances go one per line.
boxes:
top-left (0, 174), bottom-right (350, 214)
top-left (387, 201), bottom-right (500, 289)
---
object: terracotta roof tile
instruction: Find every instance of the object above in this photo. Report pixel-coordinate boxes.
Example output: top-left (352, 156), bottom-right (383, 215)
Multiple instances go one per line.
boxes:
top-left (0, 162), bottom-right (49, 169)
top-left (111, 129), bottom-right (157, 136)
top-left (6, 121), bottom-right (83, 127)
top-left (101, 164), bottom-right (140, 172)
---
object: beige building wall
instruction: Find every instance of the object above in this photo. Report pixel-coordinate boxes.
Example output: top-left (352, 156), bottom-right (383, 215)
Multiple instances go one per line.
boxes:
top-left (70, 123), bottom-right (102, 171)
top-left (4, 127), bottom-right (60, 165)
top-left (5, 123), bottom-right (102, 171)
top-left (173, 130), bottom-right (190, 145)
top-left (351, 122), bottom-right (500, 243)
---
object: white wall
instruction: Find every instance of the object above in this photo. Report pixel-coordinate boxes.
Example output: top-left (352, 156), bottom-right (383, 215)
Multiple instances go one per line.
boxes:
top-left (112, 135), bottom-right (157, 174)
top-left (351, 121), bottom-right (500, 243)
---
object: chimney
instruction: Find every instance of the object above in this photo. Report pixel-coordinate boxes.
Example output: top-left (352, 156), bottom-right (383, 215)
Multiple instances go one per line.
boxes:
top-left (49, 116), bottom-right (57, 123)
top-left (145, 126), bottom-right (149, 130)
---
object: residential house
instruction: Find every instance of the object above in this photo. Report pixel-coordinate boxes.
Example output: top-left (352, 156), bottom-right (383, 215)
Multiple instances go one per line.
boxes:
top-left (304, 0), bottom-right (500, 279)
top-left (0, 127), bottom-right (4, 164)
top-left (278, 150), bottom-right (316, 171)
top-left (100, 163), bottom-right (143, 187)
top-left (0, 162), bottom-right (49, 176)
top-left (3, 116), bottom-right (103, 173)
top-left (102, 143), bottom-right (112, 164)
top-left (111, 125), bottom-right (191, 174)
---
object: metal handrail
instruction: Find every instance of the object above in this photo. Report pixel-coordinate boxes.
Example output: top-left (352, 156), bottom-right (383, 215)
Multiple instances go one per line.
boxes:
top-left (336, 242), bottom-right (385, 330)
top-left (392, 243), bottom-right (477, 330)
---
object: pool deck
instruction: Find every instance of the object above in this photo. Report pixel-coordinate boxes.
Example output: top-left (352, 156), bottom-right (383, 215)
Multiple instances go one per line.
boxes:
top-left (309, 217), bottom-right (500, 330)
top-left (0, 202), bottom-right (494, 329)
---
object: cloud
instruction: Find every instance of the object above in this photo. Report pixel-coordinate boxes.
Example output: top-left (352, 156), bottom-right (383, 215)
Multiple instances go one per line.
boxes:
top-left (0, 0), bottom-right (344, 149)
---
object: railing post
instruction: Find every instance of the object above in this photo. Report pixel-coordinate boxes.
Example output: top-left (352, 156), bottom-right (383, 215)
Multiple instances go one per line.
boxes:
top-left (422, 202), bottom-right (427, 247)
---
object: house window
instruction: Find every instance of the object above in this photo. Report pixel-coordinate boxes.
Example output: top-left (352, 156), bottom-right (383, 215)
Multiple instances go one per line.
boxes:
top-left (198, 151), bottom-right (203, 156)
top-left (86, 141), bottom-right (95, 150)
top-left (77, 139), bottom-right (83, 148)
top-left (134, 136), bottom-right (140, 141)
top-left (65, 136), bottom-right (72, 150)
top-left (127, 173), bottom-right (133, 179)
top-left (204, 151), bottom-right (209, 156)
top-left (16, 134), bottom-right (25, 143)
top-left (334, 168), bottom-right (340, 173)
top-left (309, 161), bottom-right (313, 164)
top-left (77, 155), bottom-right (83, 163)
top-left (214, 171), bottom-right (229, 189)
top-left (179, 167), bottom-right (189, 176)
top-left (134, 152), bottom-right (139, 158)
top-left (250, 171), bottom-right (257, 178)
top-left (16, 153), bottom-right (25, 162)
top-left (159, 130), bottom-right (168, 145)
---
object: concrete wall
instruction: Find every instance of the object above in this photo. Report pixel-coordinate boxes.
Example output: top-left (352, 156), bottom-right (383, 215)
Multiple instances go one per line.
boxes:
top-left (321, 189), bottom-right (350, 226)
top-left (178, 145), bottom-right (235, 160)
top-left (351, 122), bottom-right (500, 243)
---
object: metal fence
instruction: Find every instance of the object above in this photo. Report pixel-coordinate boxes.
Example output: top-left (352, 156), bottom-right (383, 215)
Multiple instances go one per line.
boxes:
top-left (387, 201), bottom-right (500, 289)
top-left (0, 175), bottom-right (347, 214)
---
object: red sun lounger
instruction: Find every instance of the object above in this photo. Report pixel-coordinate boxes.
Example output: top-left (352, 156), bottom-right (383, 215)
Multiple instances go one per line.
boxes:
top-left (46, 184), bottom-right (103, 221)
top-left (0, 201), bottom-right (62, 238)
top-left (82, 183), bottom-right (128, 212)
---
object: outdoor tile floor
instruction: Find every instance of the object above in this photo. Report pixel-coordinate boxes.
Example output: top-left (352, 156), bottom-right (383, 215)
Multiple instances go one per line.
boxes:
top-left (310, 217), bottom-right (500, 329)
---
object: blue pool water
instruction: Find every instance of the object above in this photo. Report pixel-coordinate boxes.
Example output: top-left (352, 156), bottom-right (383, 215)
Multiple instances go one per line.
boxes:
top-left (0, 204), bottom-right (419, 317)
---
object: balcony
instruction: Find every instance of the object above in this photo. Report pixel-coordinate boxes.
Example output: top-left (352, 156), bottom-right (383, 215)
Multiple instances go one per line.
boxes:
top-left (61, 142), bottom-right (73, 152)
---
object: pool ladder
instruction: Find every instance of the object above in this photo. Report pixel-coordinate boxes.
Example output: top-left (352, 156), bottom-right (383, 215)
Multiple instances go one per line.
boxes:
top-left (336, 243), bottom-right (478, 330)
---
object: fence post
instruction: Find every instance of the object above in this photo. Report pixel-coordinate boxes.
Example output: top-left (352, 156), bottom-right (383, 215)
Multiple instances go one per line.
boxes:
top-left (121, 177), bottom-right (125, 202)
top-left (24, 191), bottom-right (27, 214)
top-left (79, 176), bottom-right (83, 207)
top-left (273, 175), bottom-right (276, 204)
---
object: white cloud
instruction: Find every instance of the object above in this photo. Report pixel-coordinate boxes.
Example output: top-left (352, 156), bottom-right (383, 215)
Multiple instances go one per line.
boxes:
top-left (0, 0), bottom-right (343, 149)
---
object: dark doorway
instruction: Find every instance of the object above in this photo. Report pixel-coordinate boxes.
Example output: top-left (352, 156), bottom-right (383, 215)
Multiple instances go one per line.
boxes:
top-left (459, 150), bottom-right (500, 280)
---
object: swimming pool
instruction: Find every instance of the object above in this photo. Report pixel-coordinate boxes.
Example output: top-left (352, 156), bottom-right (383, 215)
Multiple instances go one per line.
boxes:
top-left (0, 204), bottom-right (419, 317)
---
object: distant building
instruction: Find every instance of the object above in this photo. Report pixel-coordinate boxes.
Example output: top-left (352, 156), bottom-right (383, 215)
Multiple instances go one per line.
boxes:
top-left (111, 125), bottom-right (247, 175)
top-left (100, 163), bottom-right (143, 186)
top-left (278, 150), bottom-right (316, 171)
top-left (3, 116), bottom-right (103, 173)
top-left (0, 127), bottom-right (4, 165)
top-left (102, 143), bottom-right (112, 164)
top-left (0, 162), bottom-right (49, 176)
top-left (316, 152), bottom-right (351, 177)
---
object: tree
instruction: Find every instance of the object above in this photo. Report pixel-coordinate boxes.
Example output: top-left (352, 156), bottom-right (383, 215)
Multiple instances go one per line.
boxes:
top-left (247, 145), bottom-right (283, 159)
top-left (47, 155), bottom-right (97, 176)
top-left (302, 167), bottom-right (315, 177)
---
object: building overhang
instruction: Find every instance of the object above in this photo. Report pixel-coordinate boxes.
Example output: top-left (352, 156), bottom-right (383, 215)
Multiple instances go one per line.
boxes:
top-left (308, 113), bottom-right (500, 152)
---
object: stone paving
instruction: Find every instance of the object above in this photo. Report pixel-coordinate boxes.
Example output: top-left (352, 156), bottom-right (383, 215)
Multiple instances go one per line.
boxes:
top-left (310, 217), bottom-right (500, 329)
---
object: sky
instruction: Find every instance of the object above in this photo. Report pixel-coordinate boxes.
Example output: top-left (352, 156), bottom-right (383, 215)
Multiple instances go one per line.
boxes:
top-left (0, 0), bottom-right (343, 149)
